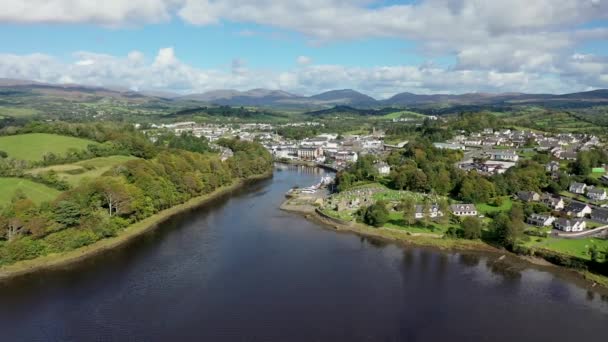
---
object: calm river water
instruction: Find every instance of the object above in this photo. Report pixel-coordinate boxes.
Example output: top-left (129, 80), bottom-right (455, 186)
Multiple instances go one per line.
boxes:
top-left (0, 165), bottom-right (607, 341)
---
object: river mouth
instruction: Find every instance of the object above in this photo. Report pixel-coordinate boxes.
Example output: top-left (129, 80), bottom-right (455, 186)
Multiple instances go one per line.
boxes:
top-left (0, 165), bottom-right (607, 341)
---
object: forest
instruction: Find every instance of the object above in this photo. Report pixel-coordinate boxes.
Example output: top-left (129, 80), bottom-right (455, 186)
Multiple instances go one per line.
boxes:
top-left (0, 122), bottom-right (272, 266)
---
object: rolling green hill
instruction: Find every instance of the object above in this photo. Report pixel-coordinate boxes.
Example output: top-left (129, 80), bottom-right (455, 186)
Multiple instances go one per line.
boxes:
top-left (0, 177), bottom-right (61, 205)
top-left (29, 155), bottom-right (138, 186)
top-left (0, 133), bottom-right (98, 161)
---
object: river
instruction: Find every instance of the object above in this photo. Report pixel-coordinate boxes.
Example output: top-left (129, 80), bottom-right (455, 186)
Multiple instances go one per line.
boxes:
top-left (0, 165), bottom-right (607, 341)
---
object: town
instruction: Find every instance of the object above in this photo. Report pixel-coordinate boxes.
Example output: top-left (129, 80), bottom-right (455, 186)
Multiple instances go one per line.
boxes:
top-left (148, 120), bottom-right (608, 244)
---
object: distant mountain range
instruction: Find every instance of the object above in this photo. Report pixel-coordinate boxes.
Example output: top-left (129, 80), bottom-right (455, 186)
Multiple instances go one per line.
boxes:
top-left (177, 87), bottom-right (608, 109)
top-left (2, 78), bottom-right (608, 110)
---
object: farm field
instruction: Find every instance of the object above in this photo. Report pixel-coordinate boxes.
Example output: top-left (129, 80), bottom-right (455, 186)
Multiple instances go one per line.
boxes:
top-left (29, 155), bottom-right (138, 186)
top-left (0, 177), bottom-right (61, 206)
top-left (0, 133), bottom-right (98, 161)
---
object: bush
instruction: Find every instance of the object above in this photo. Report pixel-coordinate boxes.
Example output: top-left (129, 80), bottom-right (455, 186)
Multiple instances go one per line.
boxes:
top-left (0, 237), bottom-right (46, 264)
top-left (45, 228), bottom-right (99, 252)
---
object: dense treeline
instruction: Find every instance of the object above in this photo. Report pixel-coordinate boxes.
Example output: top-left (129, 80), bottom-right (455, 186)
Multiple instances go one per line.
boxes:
top-left (154, 132), bottom-right (216, 154)
top-left (0, 134), bottom-right (272, 266)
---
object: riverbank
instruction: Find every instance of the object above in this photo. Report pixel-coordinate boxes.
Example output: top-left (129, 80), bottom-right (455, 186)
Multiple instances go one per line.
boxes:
top-left (280, 199), bottom-right (608, 290)
top-left (0, 171), bottom-right (273, 281)
top-left (281, 201), bottom-right (497, 253)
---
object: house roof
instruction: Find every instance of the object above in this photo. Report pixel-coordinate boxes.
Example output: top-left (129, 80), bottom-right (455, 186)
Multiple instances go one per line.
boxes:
top-left (588, 187), bottom-right (606, 195)
top-left (565, 201), bottom-right (589, 212)
top-left (450, 204), bottom-right (477, 211)
top-left (555, 218), bottom-right (583, 226)
top-left (592, 209), bottom-right (608, 220)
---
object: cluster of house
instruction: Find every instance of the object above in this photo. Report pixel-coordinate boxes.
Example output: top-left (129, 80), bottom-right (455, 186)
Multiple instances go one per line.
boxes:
top-left (517, 190), bottom-right (608, 232)
top-left (268, 131), bottom-right (398, 170)
top-left (412, 204), bottom-right (479, 219)
top-left (143, 121), bottom-right (280, 142)
top-left (444, 129), bottom-right (600, 153)
top-left (569, 182), bottom-right (607, 201)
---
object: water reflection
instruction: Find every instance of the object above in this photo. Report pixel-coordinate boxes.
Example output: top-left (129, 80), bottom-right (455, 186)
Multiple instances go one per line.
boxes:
top-left (459, 253), bottom-right (481, 267)
top-left (0, 167), bottom-right (606, 341)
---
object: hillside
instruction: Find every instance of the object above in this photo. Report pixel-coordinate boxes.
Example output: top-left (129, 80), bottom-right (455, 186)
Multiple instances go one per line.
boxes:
top-left (0, 177), bottom-right (61, 205)
top-left (0, 133), bottom-right (98, 161)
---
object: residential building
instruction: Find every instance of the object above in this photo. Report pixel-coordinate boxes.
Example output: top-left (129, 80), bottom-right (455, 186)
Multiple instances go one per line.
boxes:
top-left (553, 218), bottom-right (586, 232)
top-left (374, 162), bottom-right (391, 176)
top-left (450, 204), bottom-right (478, 217)
top-left (490, 150), bottom-right (519, 162)
top-left (517, 191), bottom-right (540, 202)
top-left (587, 187), bottom-right (607, 201)
top-left (564, 202), bottom-right (592, 218)
top-left (545, 161), bottom-right (560, 173)
top-left (569, 182), bottom-right (587, 194)
top-left (526, 214), bottom-right (555, 227)
top-left (414, 204), bottom-right (444, 219)
top-left (541, 194), bottom-right (565, 210)
top-left (591, 209), bottom-right (608, 224)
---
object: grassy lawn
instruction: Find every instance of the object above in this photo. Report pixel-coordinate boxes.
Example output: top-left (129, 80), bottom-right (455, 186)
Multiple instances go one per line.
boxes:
top-left (384, 211), bottom-right (452, 234)
top-left (0, 133), bottom-right (98, 161)
top-left (0, 177), bottom-right (61, 206)
top-left (29, 155), bottom-right (138, 186)
top-left (476, 197), bottom-right (513, 215)
top-left (523, 237), bottom-right (608, 260)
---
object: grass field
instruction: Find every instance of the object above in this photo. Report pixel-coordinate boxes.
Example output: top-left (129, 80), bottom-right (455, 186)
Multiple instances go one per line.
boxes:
top-left (0, 133), bottom-right (98, 161)
top-left (0, 177), bottom-right (61, 206)
top-left (523, 237), bottom-right (608, 260)
top-left (476, 197), bottom-right (513, 215)
top-left (381, 110), bottom-right (426, 120)
top-left (0, 107), bottom-right (40, 118)
top-left (384, 211), bottom-right (453, 234)
top-left (29, 155), bottom-right (138, 186)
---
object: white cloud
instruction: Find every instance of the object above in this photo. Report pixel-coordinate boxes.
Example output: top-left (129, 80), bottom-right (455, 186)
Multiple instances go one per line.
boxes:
top-left (296, 56), bottom-right (312, 65)
top-left (0, 0), bottom-right (175, 26)
top-left (0, 47), bottom-right (606, 97)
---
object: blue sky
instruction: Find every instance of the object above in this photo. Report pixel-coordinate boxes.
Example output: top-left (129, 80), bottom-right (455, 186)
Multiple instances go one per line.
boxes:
top-left (0, 0), bottom-right (607, 97)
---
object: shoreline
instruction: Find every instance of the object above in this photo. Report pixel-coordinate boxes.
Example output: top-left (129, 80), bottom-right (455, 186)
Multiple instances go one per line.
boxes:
top-left (0, 171), bottom-right (273, 281)
top-left (280, 201), bottom-right (608, 291)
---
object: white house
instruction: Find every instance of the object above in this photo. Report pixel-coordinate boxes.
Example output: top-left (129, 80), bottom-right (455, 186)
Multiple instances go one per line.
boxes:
top-left (553, 218), bottom-right (586, 232)
top-left (587, 187), bottom-right (607, 201)
top-left (374, 162), bottom-right (391, 176)
top-left (526, 214), bottom-right (556, 227)
top-left (414, 204), bottom-right (444, 219)
top-left (490, 150), bottom-right (519, 162)
top-left (569, 182), bottom-right (587, 194)
top-left (564, 202), bottom-right (592, 218)
top-left (450, 204), bottom-right (478, 217)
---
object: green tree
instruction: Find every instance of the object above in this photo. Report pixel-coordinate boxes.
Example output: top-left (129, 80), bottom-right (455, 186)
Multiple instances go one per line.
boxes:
top-left (401, 197), bottom-right (416, 225)
top-left (461, 216), bottom-right (482, 240)
top-left (437, 199), bottom-right (450, 225)
top-left (53, 200), bottom-right (82, 227)
top-left (363, 201), bottom-right (389, 227)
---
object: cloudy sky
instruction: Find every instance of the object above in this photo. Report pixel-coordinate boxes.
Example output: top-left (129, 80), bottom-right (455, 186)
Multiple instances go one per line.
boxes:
top-left (1, 0), bottom-right (607, 98)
